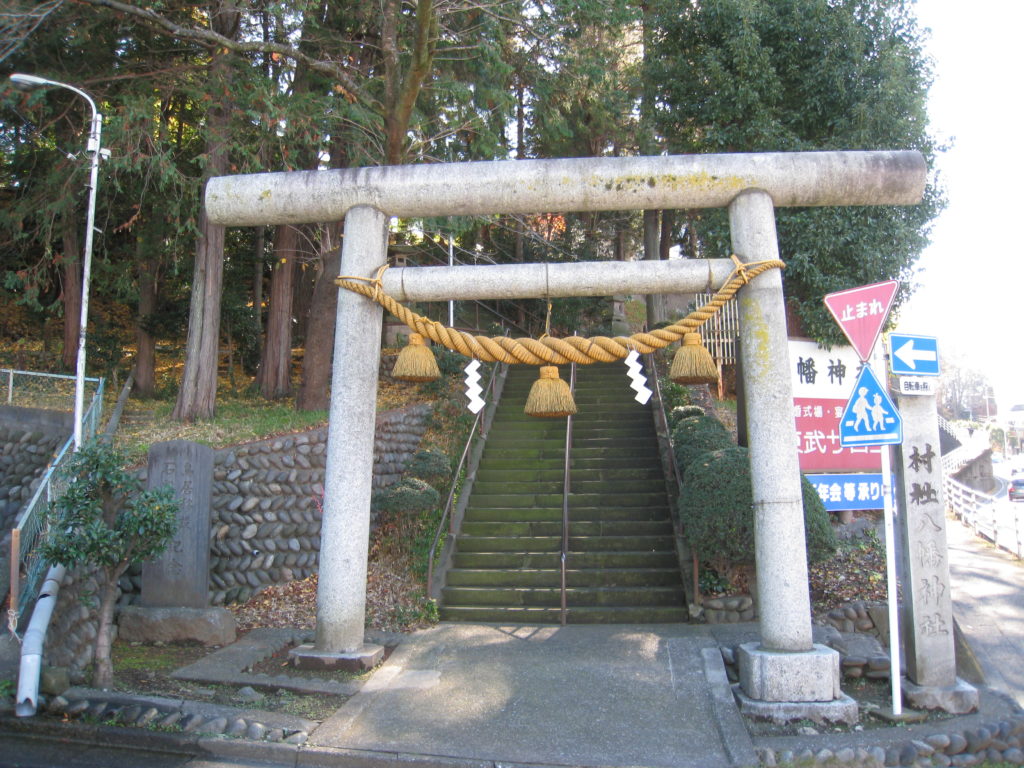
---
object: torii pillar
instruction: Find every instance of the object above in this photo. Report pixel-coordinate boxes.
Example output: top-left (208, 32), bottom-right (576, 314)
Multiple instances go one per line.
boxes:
top-left (205, 151), bottom-right (927, 703)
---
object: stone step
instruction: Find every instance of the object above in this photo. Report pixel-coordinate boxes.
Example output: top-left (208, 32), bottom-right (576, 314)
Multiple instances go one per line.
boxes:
top-left (459, 519), bottom-right (673, 538)
top-left (480, 446), bottom-right (660, 461)
top-left (479, 456), bottom-right (663, 471)
top-left (470, 478), bottom-right (662, 495)
top-left (445, 568), bottom-right (683, 588)
top-left (463, 506), bottom-right (671, 523)
top-left (451, 550), bottom-right (680, 569)
top-left (441, 585), bottom-right (685, 607)
top-left (467, 492), bottom-right (669, 508)
top-left (454, 534), bottom-right (677, 553)
top-left (438, 605), bottom-right (689, 624)
top-left (474, 466), bottom-right (664, 483)
top-left (486, 426), bottom-right (652, 441)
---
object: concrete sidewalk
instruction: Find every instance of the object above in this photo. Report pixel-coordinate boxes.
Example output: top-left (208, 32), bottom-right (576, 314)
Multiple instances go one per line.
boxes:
top-left (947, 511), bottom-right (1024, 707)
top-left (310, 623), bottom-right (750, 768)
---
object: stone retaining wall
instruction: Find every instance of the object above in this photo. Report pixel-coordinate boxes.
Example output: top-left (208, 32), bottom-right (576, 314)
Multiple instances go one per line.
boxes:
top-left (45, 567), bottom-right (114, 682)
top-left (123, 403), bottom-right (433, 606)
top-left (42, 402), bottom-right (431, 678)
top-left (0, 412), bottom-right (68, 531)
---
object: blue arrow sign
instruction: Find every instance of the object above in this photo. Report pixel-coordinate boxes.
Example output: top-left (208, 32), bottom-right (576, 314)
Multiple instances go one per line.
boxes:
top-left (889, 333), bottom-right (940, 376)
top-left (839, 365), bottom-right (902, 447)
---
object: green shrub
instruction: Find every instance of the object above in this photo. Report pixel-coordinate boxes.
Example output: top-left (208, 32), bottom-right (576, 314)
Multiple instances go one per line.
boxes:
top-left (680, 446), bottom-right (837, 573)
top-left (372, 477), bottom-right (440, 515)
top-left (658, 375), bottom-right (691, 413)
top-left (671, 414), bottom-right (734, 479)
top-left (668, 404), bottom-right (707, 429)
top-left (40, 439), bottom-right (178, 689)
top-left (404, 449), bottom-right (451, 485)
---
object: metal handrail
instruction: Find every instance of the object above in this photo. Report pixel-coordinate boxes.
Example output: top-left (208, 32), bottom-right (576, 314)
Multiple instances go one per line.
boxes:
top-left (402, 250), bottom-right (543, 335)
top-left (645, 353), bottom-right (684, 499)
top-left (560, 362), bottom-right (577, 626)
top-left (426, 361), bottom-right (505, 596)
top-left (644, 352), bottom-right (695, 608)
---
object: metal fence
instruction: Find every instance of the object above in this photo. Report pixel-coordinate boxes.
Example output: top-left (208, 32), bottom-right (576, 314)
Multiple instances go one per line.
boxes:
top-left (3, 369), bottom-right (104, 627)
top-left (945, 474), bottom-right (1024, 558)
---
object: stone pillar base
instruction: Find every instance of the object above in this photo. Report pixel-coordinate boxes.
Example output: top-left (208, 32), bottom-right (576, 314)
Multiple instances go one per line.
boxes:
top-left (118, 606), bottom-right (236, 646)
top-left (734, 685), bottom-right (859, 725)
top-left (289, 643), bottom-right (384, 673)
top-left (738, 642), bottom-right (841, 702)
top-left (903, 677), bottom-right (979, 714)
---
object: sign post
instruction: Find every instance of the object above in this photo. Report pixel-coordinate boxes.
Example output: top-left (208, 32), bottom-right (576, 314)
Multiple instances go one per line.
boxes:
top-left (824, 281), bottom-right (903, 716)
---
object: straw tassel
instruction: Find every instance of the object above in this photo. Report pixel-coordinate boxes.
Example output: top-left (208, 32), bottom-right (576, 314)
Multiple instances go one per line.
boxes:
top-left (669, 331), bottom-right (719, 385)
top-left (392, 333), bottom-right (441, 382)
top-left (524, 366), bottom-right (577, 418)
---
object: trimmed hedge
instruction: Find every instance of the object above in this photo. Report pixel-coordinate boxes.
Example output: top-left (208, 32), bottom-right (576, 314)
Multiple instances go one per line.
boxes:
top-left (372, 477), bottom-right (441, 514)
top-left (680, 446), bottom-right (837, 570)
top-left (668, 404), bottom-right (707, 430)
top-left (671, 414), bottom-right (734, 480)
top-left (404, 449), bottom-right (452, 485)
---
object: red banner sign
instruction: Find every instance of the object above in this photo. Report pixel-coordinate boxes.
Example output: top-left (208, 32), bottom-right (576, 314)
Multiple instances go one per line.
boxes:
top-left (794, 396), bottom-right (882, 472)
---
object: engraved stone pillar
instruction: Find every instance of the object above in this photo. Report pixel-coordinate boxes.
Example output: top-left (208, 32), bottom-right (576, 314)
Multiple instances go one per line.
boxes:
top-left (141, 440), bottom-right (214, 608)
top-left (123, 440), bottom-right (236, 646)
top-left (894, 392), bottom-right (978, 712)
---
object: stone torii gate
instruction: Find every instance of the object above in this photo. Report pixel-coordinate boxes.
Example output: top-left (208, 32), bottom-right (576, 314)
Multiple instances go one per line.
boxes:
top-left (206, 150), bottom-right (926, 708)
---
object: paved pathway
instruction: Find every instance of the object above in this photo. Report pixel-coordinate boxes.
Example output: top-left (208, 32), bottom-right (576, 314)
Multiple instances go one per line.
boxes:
top-left (947, 509), bottom-right (1024, 707)
top-left (311, 622), bottom-right (746, 768)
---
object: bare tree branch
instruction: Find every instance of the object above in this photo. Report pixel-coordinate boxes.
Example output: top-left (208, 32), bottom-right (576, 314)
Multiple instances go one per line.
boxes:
top-left (0, 0), bottom-right (64, 63)
top-left (74, 0), bottom-right (367, 104)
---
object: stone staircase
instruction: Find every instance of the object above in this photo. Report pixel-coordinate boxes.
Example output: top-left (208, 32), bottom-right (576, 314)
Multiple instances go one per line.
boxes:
top-left (440, 362), bottom-right (687, 623)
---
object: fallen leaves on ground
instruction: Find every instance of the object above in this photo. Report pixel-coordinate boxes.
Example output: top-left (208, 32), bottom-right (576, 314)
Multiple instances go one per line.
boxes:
top-left (809, 536), bottom-right (888, 613)
top-left (229, 548), bottom-right (435, 635)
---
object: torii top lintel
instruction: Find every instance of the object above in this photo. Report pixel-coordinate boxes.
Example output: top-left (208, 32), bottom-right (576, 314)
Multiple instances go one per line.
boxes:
top-left (205, 150), bottom-right (926, 227)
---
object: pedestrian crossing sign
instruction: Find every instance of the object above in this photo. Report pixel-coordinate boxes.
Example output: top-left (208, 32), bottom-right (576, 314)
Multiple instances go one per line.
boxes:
top-left (838, 365), bottom-right (902, 447)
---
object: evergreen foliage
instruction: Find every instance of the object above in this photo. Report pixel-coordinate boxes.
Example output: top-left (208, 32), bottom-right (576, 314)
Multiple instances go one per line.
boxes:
top-left (671, 414), bottom-right (734, 480)
top-left (404, 449), bottom-right (452, 486)
top-left (668, 404), bottom-right (707, 430)
top-left (647, 0), bottom-right (942, 343)
top-left (372, 477), bottom-right (441, 516)
top-left (40, 439), bottom-right (178, 688)
top-left (680, 446), bottom-right (837, 573)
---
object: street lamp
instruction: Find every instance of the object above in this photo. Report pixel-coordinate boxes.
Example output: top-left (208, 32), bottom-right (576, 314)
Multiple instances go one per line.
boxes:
top-left (9, 74), bottom-right (105, 450)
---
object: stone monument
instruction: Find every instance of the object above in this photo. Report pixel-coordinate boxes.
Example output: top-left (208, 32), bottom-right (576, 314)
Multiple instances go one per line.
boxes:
top-left (894, 393), bottom-right (978, 713)
top-left (119, 440), bottom-right (236, 645)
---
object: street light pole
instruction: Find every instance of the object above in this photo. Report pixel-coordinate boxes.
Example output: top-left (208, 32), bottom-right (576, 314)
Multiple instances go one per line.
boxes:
top-left (10, 74), bottom-right (104, 450)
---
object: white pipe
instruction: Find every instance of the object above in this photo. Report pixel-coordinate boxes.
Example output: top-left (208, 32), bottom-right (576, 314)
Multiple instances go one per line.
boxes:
top-left (206, 150), bottom-right (926, 226)
top-left (16, 564), bottom-right (66, 717)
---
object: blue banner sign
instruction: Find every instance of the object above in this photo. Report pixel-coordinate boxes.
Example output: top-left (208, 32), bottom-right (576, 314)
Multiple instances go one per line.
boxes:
top-left (807, 473), bottom-right (892, 512)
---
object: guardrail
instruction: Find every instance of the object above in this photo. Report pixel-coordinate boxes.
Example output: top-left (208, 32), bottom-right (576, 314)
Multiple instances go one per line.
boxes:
top-left (3, 370), bottom-right (104, 629)
top-left (945, 474), bottom-right (1024, 558)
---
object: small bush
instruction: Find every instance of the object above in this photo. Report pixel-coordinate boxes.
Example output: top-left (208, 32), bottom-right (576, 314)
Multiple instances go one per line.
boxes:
top-left (680, 446), bottom-right (837, 575)
top-left (658, 375), bottom-right (691, 413)
top-left (671, 414), bottom-right (734, 480)
top-left (404, 449), bottom-right (451, 485)
top-left (372, 477), bottom-right (440, 515)
top-left (668, 404), bottom-right (707, 429)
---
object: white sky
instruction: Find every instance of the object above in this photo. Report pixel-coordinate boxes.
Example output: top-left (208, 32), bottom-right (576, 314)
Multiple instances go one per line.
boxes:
top-left (895, 1), bottom-right (1024, 410)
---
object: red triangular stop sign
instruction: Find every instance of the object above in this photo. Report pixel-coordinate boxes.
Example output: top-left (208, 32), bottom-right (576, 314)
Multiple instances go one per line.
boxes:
top-left (823, 280), bottom-right (899, 361)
